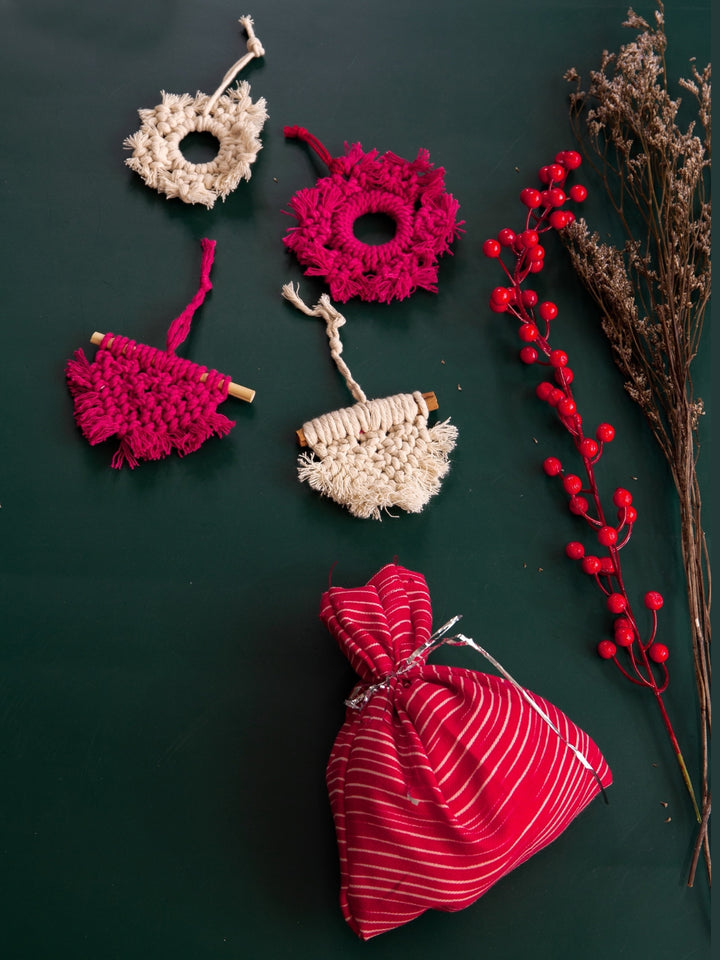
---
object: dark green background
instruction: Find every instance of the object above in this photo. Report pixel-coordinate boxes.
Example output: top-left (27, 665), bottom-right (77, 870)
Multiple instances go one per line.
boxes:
top-left (1, 1), bottom-right (711, 957)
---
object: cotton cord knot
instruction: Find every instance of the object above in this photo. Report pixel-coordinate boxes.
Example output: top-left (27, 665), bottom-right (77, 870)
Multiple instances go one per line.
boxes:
top-left (282, 283), bottom-right (366, 403)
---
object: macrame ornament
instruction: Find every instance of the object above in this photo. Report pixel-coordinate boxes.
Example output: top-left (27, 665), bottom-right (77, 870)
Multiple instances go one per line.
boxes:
top-left (321, 562), bottom-right (612, 940)
top-left (283, 126), bottom-right (463, 303)
top-left (282, 284), bottom-right (457, 519)
top-left (66, 239), bottom-right (255, 469)
top-left (124, 16), bottom-right (268, 209)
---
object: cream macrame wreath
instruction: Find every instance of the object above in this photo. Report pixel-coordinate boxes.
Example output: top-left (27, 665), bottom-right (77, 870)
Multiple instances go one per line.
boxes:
top-left (124, 16), bottom-right (268, 209)
top-left (282, 284), bottom-right (458, 520)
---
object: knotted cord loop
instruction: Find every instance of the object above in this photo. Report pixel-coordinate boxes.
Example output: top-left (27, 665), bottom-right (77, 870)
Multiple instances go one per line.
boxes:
top-left (283, 126), bottom-right (339, 171)
top-left (203, 15), bottom-right (265, 115)
top-left (282, 283), bottom-right (367, 402)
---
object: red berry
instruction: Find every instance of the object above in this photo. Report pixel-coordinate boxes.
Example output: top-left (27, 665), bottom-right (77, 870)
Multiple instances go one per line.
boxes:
top-left (548, 187), bottom-right (567, 206)
top-left (529, 260), bottom-right (544, 273)
top-left (623, 506), bottom-right (638, 523)
top-left (614, 625), bottom-right (634, 647)
top-left (597, 639), bottom-right (617, 659)
top-left (558, 398), bottom-right (577, 417)
top-left (483, 238), bottom-right (502, 258)
top-left (649, 643), bottom-right (669, 663)
top-left (581, 555), bottom-right (601, 575)
top-left (550, 349), bottom-right (568, 367)
top-left (614, 616), bottom-right (633, 634)
top-left (596, 422), bottom-right (615, 442)
top-left (547, 388), bottom-right (565, 406)
top-left (613, 488), bottom-right (633, 507)
top-left (599, 557), bottom-right (615, 576)
top-left (565, 541), bottom-right (585, 560)
top-left (543, 456), bottom-right (563, 476)
top-left (538, 301), bottom-right (558, 321)
top-left (564, 210), bottom-right (576, 225)
top-left (520, 229), bottom-right (540, 248)
top-left (491, 286), bottom-right (511, 305)
top-left (519, 346), bottom-right (538, 364)
top-left (497, 228), bottom-right (516, 247)
top-left (578, 438), bottom-right (599, 458)
top-left (597, 526), bottom-right (618, 547)
top-left (547, 163), bottom-right (566, 183)
top-left (521, 289), bottom-right (538, 307)
top-left (538, 165), bottom-right (552, 184)
top-left (562, 474), bottom-right (583, 494)
top-left (554, 366), bottom-right (574, 385)
top-left (549, 210), bottom-right (569, 230)
top-left (520, 188), bottom-right (542, 208)
top-left (489, 299), bottom-right (508, 313)
top-left (644, 591), bottom-right (664, 610)
top-left (527, 245), bottom-right (545, 262)
top-left (607, 593), bottom-right (627, 613)
top-left (536, 382), bottom-right (555, 401)
top-left (569, 495), bottom-right (589, 515)
top-left (569, 184), bottom-right (588, 202)
top-left (518, 323), bottom-right (539, 342)
top-left (560, 150), bottom-right (582, 169)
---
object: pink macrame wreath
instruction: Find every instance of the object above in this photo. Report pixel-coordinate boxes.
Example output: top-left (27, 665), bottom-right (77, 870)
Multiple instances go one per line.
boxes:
top-left (65, 239), bottom-right (235, 469)
top-left (283, 126), bottom-right (463, 303)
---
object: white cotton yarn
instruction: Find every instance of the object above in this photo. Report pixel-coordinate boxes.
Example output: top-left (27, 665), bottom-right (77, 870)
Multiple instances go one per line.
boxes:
top-left (282, 284), bottom-right (458, 520)
top-left (124, 16), bottom-right (268, 209)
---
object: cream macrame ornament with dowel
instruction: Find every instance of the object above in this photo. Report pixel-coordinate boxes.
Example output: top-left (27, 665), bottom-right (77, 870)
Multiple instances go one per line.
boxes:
top-left (124, 15), bottom-right (268, 209)
top-left (282, 284), bottom-right (458, 520)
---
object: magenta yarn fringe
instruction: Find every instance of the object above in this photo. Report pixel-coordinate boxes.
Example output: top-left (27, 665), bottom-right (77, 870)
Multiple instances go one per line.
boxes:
top-left (66, 347), bottom-right (234, 469)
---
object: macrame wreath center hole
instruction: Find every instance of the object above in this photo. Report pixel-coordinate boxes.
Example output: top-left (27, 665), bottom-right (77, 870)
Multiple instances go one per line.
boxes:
top-left (352, 212), bottom-right (398, 246)
top-left (179, 129), bottom-right (221, 165)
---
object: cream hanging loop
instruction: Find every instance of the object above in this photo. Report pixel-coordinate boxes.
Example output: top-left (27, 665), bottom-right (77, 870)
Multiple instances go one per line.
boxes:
top-left (282, 283), bottom-right (367, 403)
top-left (203, 16), bottom-right (265, 115)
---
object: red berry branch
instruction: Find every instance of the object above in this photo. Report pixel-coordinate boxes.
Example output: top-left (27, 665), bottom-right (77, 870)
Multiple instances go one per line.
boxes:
top-left (483, 151), bottom-right (701, 822)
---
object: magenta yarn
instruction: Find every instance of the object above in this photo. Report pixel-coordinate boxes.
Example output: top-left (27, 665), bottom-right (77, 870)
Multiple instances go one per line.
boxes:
top-left (65, 239), bottom-right (235, 469)
top-left (283, 126), bottom-right (463, 304)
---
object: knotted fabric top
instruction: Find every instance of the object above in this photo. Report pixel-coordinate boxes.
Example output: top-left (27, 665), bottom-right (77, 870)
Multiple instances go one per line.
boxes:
top-left (321, 563), bottom-right (612, 939)
top-left (65, 239), bottom-right (235, 469)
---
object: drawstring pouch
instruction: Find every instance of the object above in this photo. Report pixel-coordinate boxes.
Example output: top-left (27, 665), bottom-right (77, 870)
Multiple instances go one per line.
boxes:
top-left (321, 562), bottom-right (612, 939)
top-left (283, 284), bottom-right (458, 519)
top-left (124, 16), bottom-right (268, 209)
top-left (66, 239), bottom-right (240, 469)
top-left (283, 126), bottom-right (463, 303)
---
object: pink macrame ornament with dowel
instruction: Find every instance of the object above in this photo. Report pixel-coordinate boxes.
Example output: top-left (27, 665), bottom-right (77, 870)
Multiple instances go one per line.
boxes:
top-left (283, 126), bottom-right (463, 303)
top-left (66, 239), bottom-right (254, 469)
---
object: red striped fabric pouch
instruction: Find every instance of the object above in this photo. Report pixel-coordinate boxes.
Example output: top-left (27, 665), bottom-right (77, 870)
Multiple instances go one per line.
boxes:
top-left (321, 562), bottom-right (612, 939)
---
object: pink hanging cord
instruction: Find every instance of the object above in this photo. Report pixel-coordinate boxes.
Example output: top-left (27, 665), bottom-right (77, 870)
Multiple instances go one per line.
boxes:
top-left (284, 125), bottom-right (340, 171)
top-left (166, 237), bottom-right (216, 353)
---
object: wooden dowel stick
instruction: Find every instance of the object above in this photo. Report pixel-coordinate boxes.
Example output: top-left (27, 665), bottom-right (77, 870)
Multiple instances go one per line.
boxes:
top-left (89, 332), bottom-right (255, 403)
top-left (296, 392), bottom-right (438, 447)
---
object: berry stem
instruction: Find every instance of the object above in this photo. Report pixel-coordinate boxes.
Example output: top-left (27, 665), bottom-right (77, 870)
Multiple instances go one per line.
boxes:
top-left (484, 150), bottom-right (701, 824)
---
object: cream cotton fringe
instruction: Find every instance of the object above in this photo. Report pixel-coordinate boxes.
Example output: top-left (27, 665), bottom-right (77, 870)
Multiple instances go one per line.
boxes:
top-left (282, 284), bottom-right (458, 520)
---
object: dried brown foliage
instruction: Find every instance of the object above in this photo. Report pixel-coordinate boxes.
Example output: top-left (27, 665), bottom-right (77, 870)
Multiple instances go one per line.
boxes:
top-left (563, 1), bottom-right (711, 886)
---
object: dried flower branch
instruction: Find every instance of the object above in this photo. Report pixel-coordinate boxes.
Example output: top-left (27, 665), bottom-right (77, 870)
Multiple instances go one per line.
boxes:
top-left (562, 1), bottom-right (710, 886)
